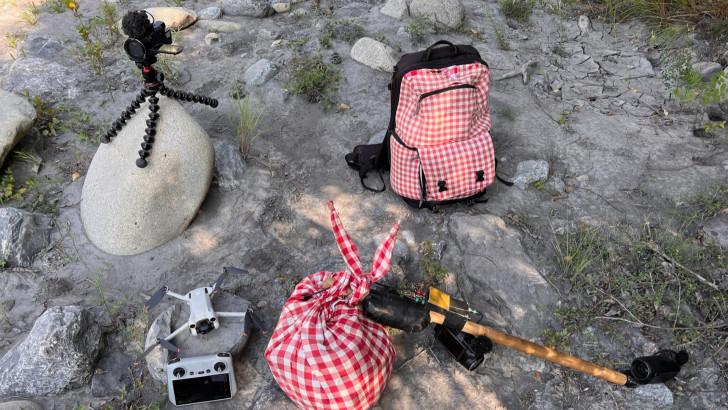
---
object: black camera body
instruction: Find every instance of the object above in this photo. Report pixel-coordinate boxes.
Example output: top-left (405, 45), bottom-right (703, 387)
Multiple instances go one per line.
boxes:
top-left (122, 10), bottom-right (176, 66)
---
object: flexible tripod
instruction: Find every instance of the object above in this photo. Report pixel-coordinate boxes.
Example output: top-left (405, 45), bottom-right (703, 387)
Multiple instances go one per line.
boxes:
top-left (101, 63), bottom-right (218, 168)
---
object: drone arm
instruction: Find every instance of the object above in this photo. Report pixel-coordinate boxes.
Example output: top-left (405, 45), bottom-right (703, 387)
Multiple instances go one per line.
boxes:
top-left (165, 290), bottom-right (187, 301)
top-left (164, 322), bottom-right (189, 343)
top-left (216, 312), bottom-right (247, 318)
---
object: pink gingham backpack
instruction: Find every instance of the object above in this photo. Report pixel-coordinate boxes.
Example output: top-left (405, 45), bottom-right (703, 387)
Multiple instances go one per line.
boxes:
top-left (265, 201), bottom-right (399, 410)
top-left (346, 40), bottom-right (507, 208)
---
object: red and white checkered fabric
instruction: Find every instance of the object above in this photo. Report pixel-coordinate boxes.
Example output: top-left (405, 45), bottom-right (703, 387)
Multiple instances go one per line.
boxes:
top-left (265, 201), bottom-right (400, 410)
top-left (390, 61), bottom-right (496, 202)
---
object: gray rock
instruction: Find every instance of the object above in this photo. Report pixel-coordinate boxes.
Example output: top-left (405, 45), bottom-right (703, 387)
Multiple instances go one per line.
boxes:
top-left (577, 15), bottom-right (590, 33)
top-left (0, 401), bottom-right (43, 410)
top-left (601, 55), bottom-right (654, 78)
top-left (706, 104), bottom-right (727, 122)
top-left (144, 7), bottom-right (198, 30)
top-left (145, 305), bottom-right (174, 383)
top-left (213, 140), bottom-right (247, 191)
top-left (145, 292), bottom-right (252, 384)
top-left (351, 38), bottom-right (399, 73)
top-left (0, 306), bottom-right (103, 396)
top-left (368, 129), bottom-right (387, 144)
top-left (0, 208), bottom-right (51, 268)
top-left (197, 19), bottom-right (242, 32)
top-left (198, 6), bottom-right (223, 20)
top-left (21, 36), bottom-right (64, 59)
top-left (512, 159), bottom-right (549, 189)
top-left (81, 96), bottom-right (214, 256)
top-left (373, 231), bottom-right (410, 264)
top-left (220, 0), bottom-right (270, 17)
top-left (692, 61), bottom-right (723, 82)
top-left (409, 0), bottom-right (465, 30)
top-left (244, 58), bottom-right (278, 86)
top-left (3, 57), bottom-right (80, 101)
top-left (447, 214), bottom-right (557, 338)
top-left (629, 383), bottom-right (674, 407)
top-left (205, 33), bottom-right (221, 46)
top-left (271, 2), bottom-right (290, 13)
top-left (702, 214), bottom-right (728, 251)
top-left (381, 0), bottom-right (408, 20)
top-left (90, 352), bottom-right (133, 397)
top-left (0, 90), bottom-right (36, 168)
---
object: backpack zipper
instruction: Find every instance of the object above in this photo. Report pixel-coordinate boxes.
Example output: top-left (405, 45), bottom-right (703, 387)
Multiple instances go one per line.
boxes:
top-left (413, 84), bottom-right (477, 117)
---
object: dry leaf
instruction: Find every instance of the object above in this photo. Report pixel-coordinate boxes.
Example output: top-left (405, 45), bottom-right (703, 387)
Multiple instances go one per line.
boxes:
top-left (71, 171), bottom-right (81, 182)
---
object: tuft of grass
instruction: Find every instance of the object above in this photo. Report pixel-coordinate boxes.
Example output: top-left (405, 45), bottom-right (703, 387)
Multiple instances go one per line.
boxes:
top-left (20, 2), bottom-right (40, 25)
top-left (553, 222), bottom-right (608, 277)
top-left (499, 0), bottom-right (534, 23)
top-left (486, 10), bottom-right (510, 50)
top-left (45, 0), bottom-right (66, 13)
top-left (286, 55), bottom-right (341, 109)
top-left (14, 149), bottom-right (43, 170)
top-left (68, 110), bottom-right (103, 144)
top-left (405, 15), bottom-right (431, 44)
top-left (323, 19), bottom-right (366, 45)
top-left (0, 169), bottom-right (36, 204)
top-left (25, 94), bottom-right (66, 137)
top-left (232, 95), bottom-right (263, 159)
top-left (585, 0), bottom-right (728, 39)
top-left (681, 185), bottom-right (728, 225)
top-left (419, 241), bottom-right (449, 284)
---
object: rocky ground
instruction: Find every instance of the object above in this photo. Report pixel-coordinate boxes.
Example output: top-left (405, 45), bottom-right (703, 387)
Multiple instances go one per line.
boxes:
top-left (0, 0), bottom-right (727, 408)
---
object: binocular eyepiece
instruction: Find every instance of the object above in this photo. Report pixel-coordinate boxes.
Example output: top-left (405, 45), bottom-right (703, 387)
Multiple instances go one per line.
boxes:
top-left (625, 350), bottom-right (689, 386)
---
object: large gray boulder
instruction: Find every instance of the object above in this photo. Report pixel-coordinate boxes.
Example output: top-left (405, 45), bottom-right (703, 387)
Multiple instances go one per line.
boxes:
top-left (0, 207), bottom-right (51, 268)
top-left (0, 90), bottom-right (36, 168)
top-left (409, 0), bottom-right (465, 30)
top-left (219, 0), bottom-right (270, 17)
top-left (447, 214), bottom-right (557, 338)
top-left (81, 96), bottom-right (214, 256)
top-left (3, 57), bottom-right (80, 101)
top-left (0, 306), bottom-right (103, 396)
top-left (351, 38), bottom-right (399, 73)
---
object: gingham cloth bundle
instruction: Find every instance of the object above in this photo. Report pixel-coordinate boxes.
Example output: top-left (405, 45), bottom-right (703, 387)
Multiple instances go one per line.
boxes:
top-left (265, 201), bottom-right (400, 410)
top-left (390, 61), bottom-right (496, 202)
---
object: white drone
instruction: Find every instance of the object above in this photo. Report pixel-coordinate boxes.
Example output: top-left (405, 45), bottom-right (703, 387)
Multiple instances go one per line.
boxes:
top-left (141, 266), bottom-right (257, 357)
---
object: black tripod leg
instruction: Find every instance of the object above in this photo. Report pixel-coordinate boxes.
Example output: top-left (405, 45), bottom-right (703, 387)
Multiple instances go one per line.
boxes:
top-left (101, 91), bottom-right (148, 144)
top-left (136, 90), bottom-right (160, 168)
top-left (160, 85), bottom-right (218, 108)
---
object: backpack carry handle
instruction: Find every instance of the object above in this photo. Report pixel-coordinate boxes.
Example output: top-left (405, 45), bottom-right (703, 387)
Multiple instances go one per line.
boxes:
top-left (422, 40), bottom-right (459, 62)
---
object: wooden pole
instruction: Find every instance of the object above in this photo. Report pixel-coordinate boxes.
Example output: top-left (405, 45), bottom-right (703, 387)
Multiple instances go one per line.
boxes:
top-left (429, 311), bottom-right (629, 386)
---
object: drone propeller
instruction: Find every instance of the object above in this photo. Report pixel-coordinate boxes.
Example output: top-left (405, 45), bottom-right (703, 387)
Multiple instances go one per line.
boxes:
top-left (145, 286), bottom-right (168, 311)
top-left (211, 271), bottom-right (227, 293)
top-left (138, 336), bottom-right (181, 361)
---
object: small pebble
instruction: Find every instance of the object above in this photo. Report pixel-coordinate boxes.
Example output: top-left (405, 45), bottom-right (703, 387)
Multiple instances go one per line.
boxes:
top-left (205, 33), bottom-right (220, 45)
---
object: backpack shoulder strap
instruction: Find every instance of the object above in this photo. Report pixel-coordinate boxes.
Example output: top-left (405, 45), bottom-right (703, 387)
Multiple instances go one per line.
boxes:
top-left (345, 143), bottom-right (386, 192)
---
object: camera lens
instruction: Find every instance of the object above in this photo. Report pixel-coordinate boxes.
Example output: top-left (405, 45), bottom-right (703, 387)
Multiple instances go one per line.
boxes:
top-left (124, 38), bottom-right (147, 63)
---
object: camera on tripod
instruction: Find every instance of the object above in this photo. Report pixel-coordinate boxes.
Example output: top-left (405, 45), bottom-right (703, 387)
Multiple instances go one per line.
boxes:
top-left (103, 10), bottom-right (217, 168)
top-left (121, 10), bottom-right (182, 65)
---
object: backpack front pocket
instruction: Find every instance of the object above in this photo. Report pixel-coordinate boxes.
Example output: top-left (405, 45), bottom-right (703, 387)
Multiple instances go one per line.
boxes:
top-left (405, 84), bottom-right (479, 147)
top-left (417, 131), bottom-right (496, 202)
